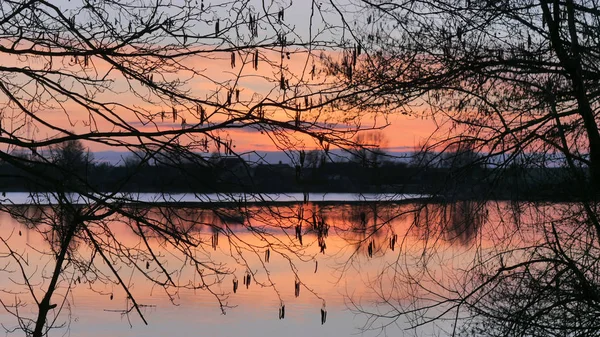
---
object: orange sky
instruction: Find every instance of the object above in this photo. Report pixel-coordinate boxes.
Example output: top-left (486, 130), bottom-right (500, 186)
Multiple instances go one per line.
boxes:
top-left (3, 46), bottom-right (441, 155)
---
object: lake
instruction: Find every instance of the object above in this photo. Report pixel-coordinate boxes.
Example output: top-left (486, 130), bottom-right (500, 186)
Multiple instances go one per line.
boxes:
top-left (0, 192), bottom-right (428, 205)
top-left (0, 196), bottom-right (551, 336)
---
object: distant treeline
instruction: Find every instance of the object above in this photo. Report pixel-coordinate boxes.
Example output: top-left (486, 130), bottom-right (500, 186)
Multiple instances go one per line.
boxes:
top-left (0, 154), bottom-right (583, 201)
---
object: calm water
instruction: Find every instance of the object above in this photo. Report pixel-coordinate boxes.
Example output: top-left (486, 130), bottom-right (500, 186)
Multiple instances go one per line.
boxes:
top-left (0, 198), bottom-right (543, 337)
top-left (0, 192), bottom-right (427, 205)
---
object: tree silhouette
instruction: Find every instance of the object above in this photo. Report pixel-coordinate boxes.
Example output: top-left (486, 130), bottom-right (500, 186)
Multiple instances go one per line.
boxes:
top-left (323, 0), bottom-right (600, 336)
top-left (0, 0), bottom-right (377, 335)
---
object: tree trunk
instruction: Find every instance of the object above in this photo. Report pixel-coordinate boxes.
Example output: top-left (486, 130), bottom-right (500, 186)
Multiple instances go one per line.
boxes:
top-left (542, 0), bottom-right (600, 190)
top-left (32, 217), bottom-right (78, 337)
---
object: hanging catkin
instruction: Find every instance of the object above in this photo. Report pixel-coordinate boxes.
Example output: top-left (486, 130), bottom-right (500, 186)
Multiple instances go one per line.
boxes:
top-left (321, 302), bottom-right (327, 324)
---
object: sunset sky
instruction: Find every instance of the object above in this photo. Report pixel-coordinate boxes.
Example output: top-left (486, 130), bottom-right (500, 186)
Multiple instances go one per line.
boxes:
top-left (2, 0), bottom-right (446, 160)
top-left (14, 48), bottom-right (441, 155)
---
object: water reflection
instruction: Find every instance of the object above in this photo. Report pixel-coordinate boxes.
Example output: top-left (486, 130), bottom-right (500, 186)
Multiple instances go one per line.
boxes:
top-left (0, 200), bottom-right (496, 337)
top-left (413, 200), bottom-right (487, 245)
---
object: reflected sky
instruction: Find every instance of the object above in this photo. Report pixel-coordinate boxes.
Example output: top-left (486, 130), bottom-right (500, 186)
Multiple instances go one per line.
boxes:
top-left (0, 200), bottom-right (535, 337)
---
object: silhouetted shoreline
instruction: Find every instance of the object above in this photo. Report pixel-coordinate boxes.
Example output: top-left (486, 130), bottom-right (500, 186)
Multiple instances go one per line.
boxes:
top-left (0, 157), bottom-right (585, 202)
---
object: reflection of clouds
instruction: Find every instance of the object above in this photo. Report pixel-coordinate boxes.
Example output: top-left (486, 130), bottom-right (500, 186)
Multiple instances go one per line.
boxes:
top-left (3, 203), bottom-right (420, 312)
top-left (0, 199), bottom-right (538, 337)
top-left (2, 201), bottom-right (493, 319)
top-left (9, 201), bottom-right (487, 258)
top-left (4, 203), bottom-right (535, 336)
